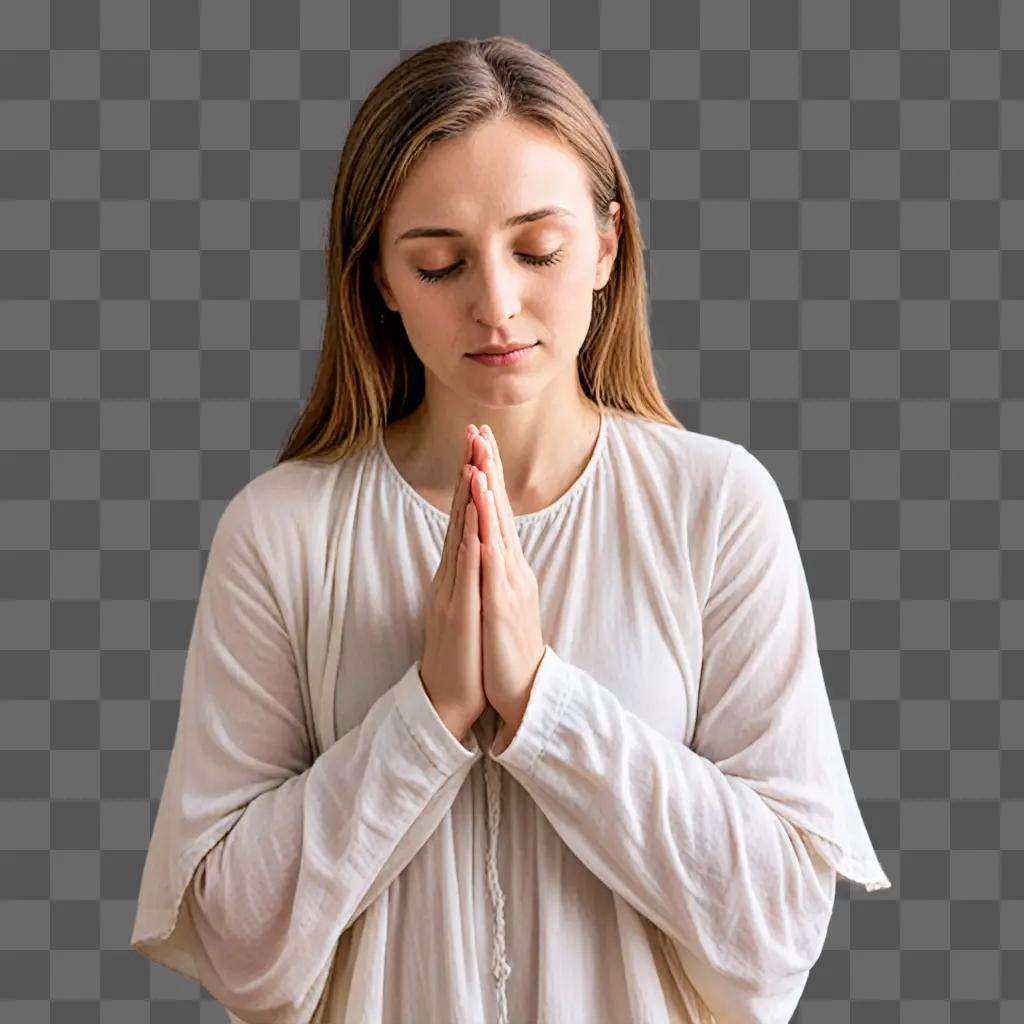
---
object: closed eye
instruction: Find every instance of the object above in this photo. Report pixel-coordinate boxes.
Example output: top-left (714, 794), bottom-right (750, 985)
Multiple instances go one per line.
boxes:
top-left (415, 248), bottom-right (565, 284)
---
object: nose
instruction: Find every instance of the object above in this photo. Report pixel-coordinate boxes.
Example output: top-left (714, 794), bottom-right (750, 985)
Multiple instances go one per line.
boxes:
top-left (469, 252), bottom-right (523, 326)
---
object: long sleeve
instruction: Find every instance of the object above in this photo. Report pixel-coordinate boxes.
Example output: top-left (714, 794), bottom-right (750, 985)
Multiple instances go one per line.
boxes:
top-left (489, 442), bottom-right (890, 1024)
top-left (130, 484), bottom-right (482, 1024)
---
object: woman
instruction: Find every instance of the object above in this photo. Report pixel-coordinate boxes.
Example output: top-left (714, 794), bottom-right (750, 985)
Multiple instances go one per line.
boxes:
top-left (131, 36), bottom-right (889, 1024)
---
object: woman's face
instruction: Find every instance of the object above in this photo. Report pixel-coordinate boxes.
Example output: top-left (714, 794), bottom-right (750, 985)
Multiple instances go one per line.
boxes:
top-left (373, 118), bottom-right (620, 405)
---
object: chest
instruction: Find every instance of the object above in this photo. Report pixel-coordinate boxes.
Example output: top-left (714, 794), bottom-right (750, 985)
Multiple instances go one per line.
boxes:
top-left (332, 515), bottom-right (706, 749)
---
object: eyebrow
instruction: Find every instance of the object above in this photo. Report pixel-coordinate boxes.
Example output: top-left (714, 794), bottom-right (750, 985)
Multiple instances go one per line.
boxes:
top-left (394, 205), bottom-right (575, 244)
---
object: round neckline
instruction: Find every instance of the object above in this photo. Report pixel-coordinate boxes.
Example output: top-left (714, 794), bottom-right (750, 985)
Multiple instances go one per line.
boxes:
top-left (375, 409), bottom-right (610, 527)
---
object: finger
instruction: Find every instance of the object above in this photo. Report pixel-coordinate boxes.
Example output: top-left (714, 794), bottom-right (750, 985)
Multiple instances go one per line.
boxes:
top-left (482, 483), bottom-right (508, 592)
top-left (447, 429), bottom-right (472, 525)
top-left (455, 462), bottom-right (473, 547)
top-left (465, 423), bottom-right (480, 463)
top-left (479, 426), bottom-right (508, 504)
top-left (471, 433), bottom-right (503, 545)
top-left (454, 499), bottom-right (480, 607)
top-left (441, 426), bottom-right (479, 587)
top-left (442, 448), bottom-right (473, 586)
top-left (465, 499), bottom-right (480, 568)
top-left (480, 424), bottom-right (499, 466)
top-left (454, 428), bottom-right (476, 521)
top-left (472, 467), bottom-right (504, 562)
top-left (454, 427), bottom-right (482, 548)
top-left (469, 466), bottom-right (488, 538)
top-left (442, 465), bottom-right (470, 600)
top-left (477, 427), bottom-right (515, 552)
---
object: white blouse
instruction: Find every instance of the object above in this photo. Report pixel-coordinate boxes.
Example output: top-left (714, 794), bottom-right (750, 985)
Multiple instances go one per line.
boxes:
top-left (131, 408), bottom-right (890, 1024)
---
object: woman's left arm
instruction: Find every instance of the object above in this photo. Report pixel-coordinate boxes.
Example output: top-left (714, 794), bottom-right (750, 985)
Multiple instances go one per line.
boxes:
top-left (490, 443), bottom-right (890, 1024)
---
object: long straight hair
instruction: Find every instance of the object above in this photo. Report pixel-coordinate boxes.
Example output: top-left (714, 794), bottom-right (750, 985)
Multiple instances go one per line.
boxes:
top-left (275, 36), bottom-right (682, 467)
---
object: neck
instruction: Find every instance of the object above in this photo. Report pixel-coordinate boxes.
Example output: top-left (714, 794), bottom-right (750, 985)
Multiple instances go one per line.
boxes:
top-left (389, 385), bottom-right (602, 515)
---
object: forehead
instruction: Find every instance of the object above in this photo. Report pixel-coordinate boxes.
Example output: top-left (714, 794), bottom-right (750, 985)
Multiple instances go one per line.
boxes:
top-left (382, 120), bottom-right (591, 238)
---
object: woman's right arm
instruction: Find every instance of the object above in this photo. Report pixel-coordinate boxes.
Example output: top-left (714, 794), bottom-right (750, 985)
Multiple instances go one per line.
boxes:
top-left (130, 485), bottom-right (482, 1024)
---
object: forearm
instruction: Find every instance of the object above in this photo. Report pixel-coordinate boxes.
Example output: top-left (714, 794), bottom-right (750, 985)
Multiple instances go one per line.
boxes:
top-left (491, 647), bottom-right (837, 1020)
top-left (182, 667), bottom-right (480, 1023)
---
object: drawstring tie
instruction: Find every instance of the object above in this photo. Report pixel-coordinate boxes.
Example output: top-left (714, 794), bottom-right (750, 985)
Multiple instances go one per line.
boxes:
top-left (482, 752), bottom-right (511, 1024)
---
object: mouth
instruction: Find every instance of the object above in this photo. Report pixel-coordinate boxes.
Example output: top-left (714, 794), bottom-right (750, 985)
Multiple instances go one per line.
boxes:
top-left (466, 341), bottom-right (540, 367)
top-left (468, 341), bottom-right (537, 356)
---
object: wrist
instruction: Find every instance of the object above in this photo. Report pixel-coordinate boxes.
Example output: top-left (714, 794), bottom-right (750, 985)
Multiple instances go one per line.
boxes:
top-left (419, 672), bottom-right (475, 743)
top-left (496, 705), bottom-right (525, 741)
top-left (430, 697), bottom-right (477, 744)
top-left (492, 712), bottom-right (523, 756)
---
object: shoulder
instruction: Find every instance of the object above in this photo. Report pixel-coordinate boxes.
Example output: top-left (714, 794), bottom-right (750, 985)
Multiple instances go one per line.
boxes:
top-left (250, 443), bottom-right (372, 515)
top-left (608, 410), bottom-right (739, 500)
top-left (607, 411), bottom-right (788, 540)
top-left (217, 444), bottom-right (374, 563)
top-left (244, 455), bottom-right (339, 514)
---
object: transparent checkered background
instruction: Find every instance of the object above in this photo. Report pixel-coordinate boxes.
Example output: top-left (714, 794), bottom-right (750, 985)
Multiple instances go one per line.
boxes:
top-left (2, 1), bottom-right (1023, 1021)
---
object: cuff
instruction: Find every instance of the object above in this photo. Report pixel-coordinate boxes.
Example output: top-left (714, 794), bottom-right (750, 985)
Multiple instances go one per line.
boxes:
top-left (393, 661), bottom-right (483, 775)
top-left (488, 644), bottom-right (579, 772)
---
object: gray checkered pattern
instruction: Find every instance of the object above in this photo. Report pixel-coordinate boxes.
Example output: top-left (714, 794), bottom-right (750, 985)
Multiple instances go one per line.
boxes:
top-left (1, 1), bottom-right (1022, 1021)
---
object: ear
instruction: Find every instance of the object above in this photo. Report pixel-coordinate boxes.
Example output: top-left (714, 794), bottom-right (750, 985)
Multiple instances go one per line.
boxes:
top-left (371, 255), bottom-right (396, 312)
top-left (594, 200), bottom-right (621, 290)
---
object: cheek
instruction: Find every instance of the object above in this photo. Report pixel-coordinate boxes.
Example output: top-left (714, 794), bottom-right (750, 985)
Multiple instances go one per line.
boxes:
top-left (540, 259), bottom-right (595, 307)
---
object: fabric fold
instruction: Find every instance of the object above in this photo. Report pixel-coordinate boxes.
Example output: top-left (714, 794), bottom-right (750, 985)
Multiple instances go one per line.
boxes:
top-left (130, 485), bottom-right (481, 1023)
top-left (129, 411), bottom-right (890, 1023)
top-left (485, 442), bottom-right (889, 1021)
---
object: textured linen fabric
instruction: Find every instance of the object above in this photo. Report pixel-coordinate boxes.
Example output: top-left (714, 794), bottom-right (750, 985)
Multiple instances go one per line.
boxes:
top-left (130, 409), bottom-right (890, 1024)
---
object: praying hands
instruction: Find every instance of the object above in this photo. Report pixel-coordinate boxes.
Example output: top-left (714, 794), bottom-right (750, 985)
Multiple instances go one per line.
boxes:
top-left (466, 425), bottom-right (547, 748)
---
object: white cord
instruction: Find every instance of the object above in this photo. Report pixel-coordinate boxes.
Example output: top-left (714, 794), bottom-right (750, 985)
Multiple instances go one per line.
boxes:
top-left (482, 754), bottom-right (511, 1024)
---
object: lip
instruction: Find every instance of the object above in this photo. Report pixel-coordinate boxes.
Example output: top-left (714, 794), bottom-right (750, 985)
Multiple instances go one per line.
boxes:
top-left (467, 342), bottom-right (539, 368)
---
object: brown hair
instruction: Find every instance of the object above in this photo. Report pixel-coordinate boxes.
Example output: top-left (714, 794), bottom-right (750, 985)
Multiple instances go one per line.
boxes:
top-left (275, 35), bottom-right (682, 467)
